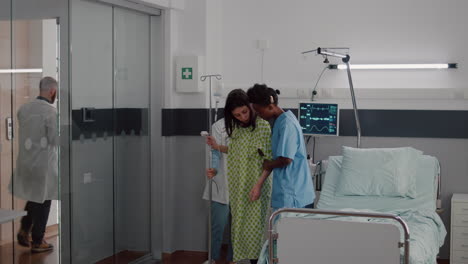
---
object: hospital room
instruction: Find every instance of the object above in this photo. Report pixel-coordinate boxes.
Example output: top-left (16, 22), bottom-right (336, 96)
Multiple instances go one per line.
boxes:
top-left (0, 0), bottom-right (467, 263)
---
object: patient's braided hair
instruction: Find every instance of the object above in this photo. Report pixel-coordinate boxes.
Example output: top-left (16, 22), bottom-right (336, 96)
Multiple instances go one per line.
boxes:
top-left (247, 83), bottom-right (280, 106)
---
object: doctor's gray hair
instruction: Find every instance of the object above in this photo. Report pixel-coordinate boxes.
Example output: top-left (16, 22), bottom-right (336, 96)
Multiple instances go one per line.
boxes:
top-left (39, 77), bottom-right (58, 92)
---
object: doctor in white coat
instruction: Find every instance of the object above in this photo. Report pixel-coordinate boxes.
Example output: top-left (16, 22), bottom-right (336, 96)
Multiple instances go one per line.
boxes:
top-left (12, 76), bottom-right (58, 253)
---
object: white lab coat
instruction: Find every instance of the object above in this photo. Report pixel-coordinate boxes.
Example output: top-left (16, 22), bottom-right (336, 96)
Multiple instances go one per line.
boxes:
top-left (11, 99), bottom-right (59, 203)
top-left (203, 118), bottom-right (229, 205)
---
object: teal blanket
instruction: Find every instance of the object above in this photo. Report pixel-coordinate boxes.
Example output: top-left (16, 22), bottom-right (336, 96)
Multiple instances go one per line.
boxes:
top-left (258, 208), bottom-right (446, 264)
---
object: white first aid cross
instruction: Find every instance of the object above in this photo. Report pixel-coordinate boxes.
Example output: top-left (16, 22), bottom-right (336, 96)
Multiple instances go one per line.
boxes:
top-left (182, 68), bottom-right (193, 79)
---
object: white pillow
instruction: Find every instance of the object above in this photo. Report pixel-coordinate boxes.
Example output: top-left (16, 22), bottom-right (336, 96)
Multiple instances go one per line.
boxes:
top-left (335, 147), bottom-right (423, 198)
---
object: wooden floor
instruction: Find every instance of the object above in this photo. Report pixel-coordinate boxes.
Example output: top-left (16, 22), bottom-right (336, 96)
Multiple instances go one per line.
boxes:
top-left (163, 251), bottom-right (208, 264)
top-left (0, 237), bottom-right (452, 264)
top-left (161, 247), bottom-right (451, 264)
top-left (0, 235), bottom-right (59, 264)
top-left (95, 250), bottom-right (149, 264)
top-left (0, 227), bottom-right (150, 264)
top-left (163, 253), bottom-right (450, 264)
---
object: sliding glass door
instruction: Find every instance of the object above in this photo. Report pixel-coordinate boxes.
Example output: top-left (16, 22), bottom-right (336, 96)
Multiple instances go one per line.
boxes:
top-left (0, 1), bottom-right (14, 261)
top-left (1, 1), bottom-right (156, 262)
top-left (113, 7), bottom-right (151, 258)
top-left (70, 1), bottom-right (152, 263)
top-left (1, 0), bottom-right (61, 262)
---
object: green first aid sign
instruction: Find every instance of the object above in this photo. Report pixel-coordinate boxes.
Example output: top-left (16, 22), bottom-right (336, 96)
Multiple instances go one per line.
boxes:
top-left (182, 67), bottom-right (193, 80)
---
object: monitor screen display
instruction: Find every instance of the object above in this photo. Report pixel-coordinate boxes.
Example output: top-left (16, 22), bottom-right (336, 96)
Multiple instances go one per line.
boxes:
top-left (298, 102), bottom-right (339, 136)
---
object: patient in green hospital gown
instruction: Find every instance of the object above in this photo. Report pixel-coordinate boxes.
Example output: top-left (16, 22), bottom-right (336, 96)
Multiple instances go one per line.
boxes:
top-left (208, 89), bottom-right (272, 263)
top-left (228, 116), bottom-right (272, 262)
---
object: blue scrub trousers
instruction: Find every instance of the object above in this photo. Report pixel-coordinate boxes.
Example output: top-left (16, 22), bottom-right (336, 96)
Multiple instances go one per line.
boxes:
top-left (211, 201), bottom-right (233, 261)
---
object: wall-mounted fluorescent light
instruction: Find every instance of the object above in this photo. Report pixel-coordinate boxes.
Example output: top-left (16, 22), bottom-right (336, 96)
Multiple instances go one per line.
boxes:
top-left (329, 63), bottom-right (457, 70)
top-left (0, 68), bottom-right (43, 74)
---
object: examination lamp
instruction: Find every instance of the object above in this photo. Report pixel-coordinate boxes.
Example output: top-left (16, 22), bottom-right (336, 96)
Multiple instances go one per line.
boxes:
top-left (302, 47), bottom-right (362, 148)
top-left (328, 63), bottom-right (458, 70)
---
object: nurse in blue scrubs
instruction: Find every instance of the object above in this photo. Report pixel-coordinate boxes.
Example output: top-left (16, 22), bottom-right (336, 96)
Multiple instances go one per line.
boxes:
top-left (247, 84), bottom-right (315, 211)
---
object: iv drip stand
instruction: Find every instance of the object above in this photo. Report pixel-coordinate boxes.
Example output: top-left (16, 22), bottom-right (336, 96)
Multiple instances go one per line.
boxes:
top-left (201, 74), bottom-right (222, 264)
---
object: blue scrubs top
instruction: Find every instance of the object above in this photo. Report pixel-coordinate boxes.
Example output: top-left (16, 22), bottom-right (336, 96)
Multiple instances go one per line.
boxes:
top-left (271, 110), bottom-right (315, 208)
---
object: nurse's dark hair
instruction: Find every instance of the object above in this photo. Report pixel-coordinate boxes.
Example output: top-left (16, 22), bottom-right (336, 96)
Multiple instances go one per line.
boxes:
top-left (247, 83), bottom-right (281, 106)
top-left (224, 89), bottom-right (256, 137)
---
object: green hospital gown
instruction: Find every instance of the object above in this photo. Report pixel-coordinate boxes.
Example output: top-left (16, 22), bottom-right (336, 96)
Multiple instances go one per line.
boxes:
top-left (227, 118), bottom-right (272, 261)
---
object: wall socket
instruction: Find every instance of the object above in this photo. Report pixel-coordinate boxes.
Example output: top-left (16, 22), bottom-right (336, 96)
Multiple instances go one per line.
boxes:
top-left (83, 172), bottom-right (92, 184)
top-left (257, 39), bottom-right (269, 50)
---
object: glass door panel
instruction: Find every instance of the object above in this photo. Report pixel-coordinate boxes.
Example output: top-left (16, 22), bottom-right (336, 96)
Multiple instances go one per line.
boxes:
top-left (5, 16), bottom-right (59, 264)
top-left (0, 0), bottom-right (14, 261)
top-left (113, 6), bottom-right (151, 260)
top-left (70, 2), bottom-right (152, 263)
top-left (70, 1), bottom-right (114, 263)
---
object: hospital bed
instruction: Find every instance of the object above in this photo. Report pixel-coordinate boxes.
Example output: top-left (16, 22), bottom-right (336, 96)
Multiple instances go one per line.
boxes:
top-left (258, 150), bottom-right (447, 264)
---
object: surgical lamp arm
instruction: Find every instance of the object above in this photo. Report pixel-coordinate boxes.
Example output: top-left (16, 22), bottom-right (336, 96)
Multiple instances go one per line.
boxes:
top-left (343, 59), bottom-right (362, 148)
top-left (316, 47), bottom-right (362, 148)
top-left (317, 47), bottom-right (348, 59)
